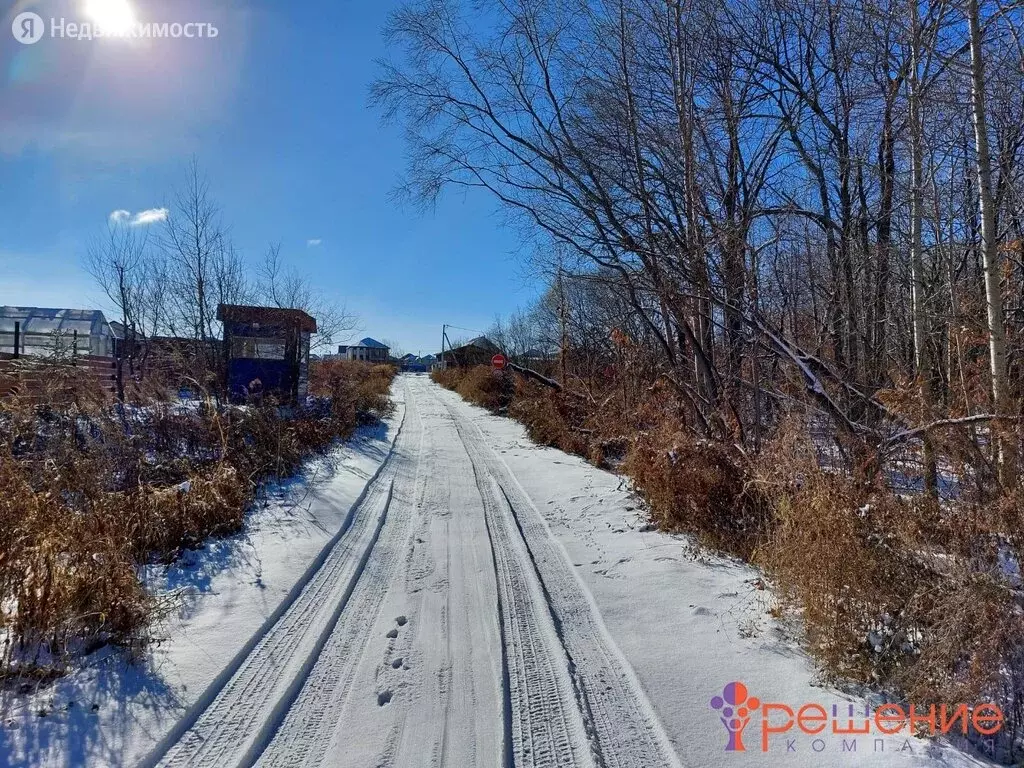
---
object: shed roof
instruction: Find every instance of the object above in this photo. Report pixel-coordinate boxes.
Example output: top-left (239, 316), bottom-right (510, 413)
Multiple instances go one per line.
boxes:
top-left (216, 304), bottom-right (317, 333)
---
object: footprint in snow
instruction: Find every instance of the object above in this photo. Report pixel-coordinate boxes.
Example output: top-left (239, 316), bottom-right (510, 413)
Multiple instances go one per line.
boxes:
top-left (395, 615), bottom-right (408, 626)
top-left (391, 657), bottom-right (404, 669)
top-left (386, 628), bottom-right (399, 639)
top-left (377, 690), bottom-right (394, 707)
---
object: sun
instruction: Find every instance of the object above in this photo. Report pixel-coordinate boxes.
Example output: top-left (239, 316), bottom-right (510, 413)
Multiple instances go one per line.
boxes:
top-left (83, 0), bottom-right (137, 35)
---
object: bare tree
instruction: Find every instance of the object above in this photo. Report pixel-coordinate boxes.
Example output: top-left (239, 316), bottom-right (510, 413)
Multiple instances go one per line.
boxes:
top-left (160, 159), bottom-right (250, 384)
top-left (161, 158), bottom-right (249, 340)
top-left (85, 221), bottom-right (167, 398)
top-left (965, 0), bottom-right (1017, 483)
top-left (257, 243), bottom-right (358, 353)
top-left (378, 0), bottom-right (1024, 469)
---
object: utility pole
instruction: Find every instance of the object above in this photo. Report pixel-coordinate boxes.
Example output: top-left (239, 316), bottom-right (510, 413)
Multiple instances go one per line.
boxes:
top-left (440, 324), bottom-right (447, 370)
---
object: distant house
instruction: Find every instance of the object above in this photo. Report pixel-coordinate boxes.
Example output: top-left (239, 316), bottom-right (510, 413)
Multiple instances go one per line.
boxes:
top-left (337, 337), bottom-right (390, 362)
top-left (398, 352), bottom-right (435, 373)
top-left (440, 336), bottom-right (500, 368)
top-left (217, 304), bottom-right (317, 404)
top-left (0, 306), bottom-right (118, 358)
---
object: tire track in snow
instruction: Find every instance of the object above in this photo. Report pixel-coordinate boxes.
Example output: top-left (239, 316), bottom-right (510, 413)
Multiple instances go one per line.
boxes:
top-left (378, 385), bottom-right (509, 768)
top-left (143, 395), bottom-right (412, 768)
top-left (417, 385), bottom-right (593, 768)
top-left (252, 382), bottom-right (429, 768)
top-left (473, 465), bottom-right (596, 768)
top-left (145, 376), bottom-right (682, 768)
top-left (440, 386), bottom-right (683, 768)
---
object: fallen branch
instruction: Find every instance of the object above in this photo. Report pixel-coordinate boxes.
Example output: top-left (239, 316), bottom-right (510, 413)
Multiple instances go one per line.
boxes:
top-left (882, 414), bottom-right (1022, 449)
top-left (507, 361), bottom-right (562, 391)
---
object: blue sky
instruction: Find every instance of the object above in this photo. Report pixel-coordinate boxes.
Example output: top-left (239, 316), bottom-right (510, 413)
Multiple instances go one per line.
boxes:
top-left (0, 0), bottom-right (538, 355)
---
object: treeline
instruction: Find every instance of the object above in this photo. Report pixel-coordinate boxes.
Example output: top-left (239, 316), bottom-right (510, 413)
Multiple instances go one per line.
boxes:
top-left (378, 0), bottom-right (1024, 487)
top-left (391, 0), bottom-right (1024, 755)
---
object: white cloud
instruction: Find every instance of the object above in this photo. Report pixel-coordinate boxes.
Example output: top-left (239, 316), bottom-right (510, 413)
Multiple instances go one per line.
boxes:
top-left (131, 208), bottom-right (169, 226)
top-left (307, 239), bottom-right (323, 247)
top-left (108, 207), bottom-right (169, 227)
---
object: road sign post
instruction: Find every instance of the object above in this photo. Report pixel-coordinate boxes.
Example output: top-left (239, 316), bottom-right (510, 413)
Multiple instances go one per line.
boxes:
top-left (491, 354), bottom-right (507, 370)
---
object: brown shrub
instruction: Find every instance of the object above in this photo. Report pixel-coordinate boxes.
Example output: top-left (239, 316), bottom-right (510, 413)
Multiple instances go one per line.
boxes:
top-left (0, 361), bottom-right (396, 679)
top-left (625, 427), bottom-right (767, 558)
top-left (433, 361), bottom-right (1024, 752)
top-left (312, 360), bottom-right (396, 424)
top-left (430, 367), bottom-right (465, 392)
top-left (508, 381), bottom-right (591, 456)
top-left (432, 365), bottom-right (514, 411)
top-left (752, 425), bottom-right (1024, 750)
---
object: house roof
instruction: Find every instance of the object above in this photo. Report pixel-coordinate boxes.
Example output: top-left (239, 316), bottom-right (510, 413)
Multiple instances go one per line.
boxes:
top-left (448, 336), bottom-right (498, 353)
top-left (357, 337), bottom-right (389, 349)
top-left (216, 304), bottom-right (317, 333)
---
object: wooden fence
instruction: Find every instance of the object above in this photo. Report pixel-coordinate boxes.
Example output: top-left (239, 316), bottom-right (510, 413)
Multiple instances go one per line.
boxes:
top-left (0, 353), bottom-right (117, 404)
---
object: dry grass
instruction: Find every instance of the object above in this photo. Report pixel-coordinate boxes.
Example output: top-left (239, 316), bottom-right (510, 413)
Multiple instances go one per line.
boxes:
top-left (432, 366), bottom-right (514, 411)
top-left (625, 428), bottom-right (768, 558)
top-left (311, 361), bottom-right (397, 425)
top-left (435, 361), bottom-right (1024, 752)
top-left (751, 422), bottom-right (1024, 750)
top-left (0, 360), bottom-right (395, 680)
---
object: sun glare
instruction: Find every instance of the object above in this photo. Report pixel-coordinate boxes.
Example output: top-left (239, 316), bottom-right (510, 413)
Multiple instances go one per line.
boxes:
top-left (83, 0), bottom-right (137, 35)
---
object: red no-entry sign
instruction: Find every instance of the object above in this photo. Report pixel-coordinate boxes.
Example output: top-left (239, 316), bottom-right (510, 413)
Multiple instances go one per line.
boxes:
top-left (492, 354), bottom-right (508, 370)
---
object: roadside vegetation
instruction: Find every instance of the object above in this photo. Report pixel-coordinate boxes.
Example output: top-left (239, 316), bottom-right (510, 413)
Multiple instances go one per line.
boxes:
top-left (0, 159), bottom-right (395, 684)
top-left (434, 355), bottom-right (1024, 753)
top-left (0, 352), bottom-right (395, 684)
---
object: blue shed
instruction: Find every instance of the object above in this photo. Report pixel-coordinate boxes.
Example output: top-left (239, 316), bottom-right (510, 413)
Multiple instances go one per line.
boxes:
top-left (217, 304), bottom-right (317, 404)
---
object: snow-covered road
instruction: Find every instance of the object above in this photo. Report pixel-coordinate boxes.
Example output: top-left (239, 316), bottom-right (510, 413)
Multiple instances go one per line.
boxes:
top-left (145, 374), bottom-right (681, 768)
top-left (7, 374), bottom-right (993, 767)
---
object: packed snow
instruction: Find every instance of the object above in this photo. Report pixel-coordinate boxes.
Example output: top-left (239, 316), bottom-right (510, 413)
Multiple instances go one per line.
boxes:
top-left (0, 376), bottom-right (1000, 767)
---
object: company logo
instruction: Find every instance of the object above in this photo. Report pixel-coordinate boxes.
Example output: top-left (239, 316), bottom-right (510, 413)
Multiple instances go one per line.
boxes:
top-left (9, 14), bottom-right (219, 43)
top-left (711, 682), bottom-right (760, 752)
top-left (711, 681), bottom-right (1004, 755)
top-left (12, 12), bottom-right (45, 44)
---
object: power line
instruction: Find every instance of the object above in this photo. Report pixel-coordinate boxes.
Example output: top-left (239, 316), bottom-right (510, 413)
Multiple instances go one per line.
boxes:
top-left (440, 323), bottom-right (486, 371)
top-left (443, 324), bottom-right (485, 335)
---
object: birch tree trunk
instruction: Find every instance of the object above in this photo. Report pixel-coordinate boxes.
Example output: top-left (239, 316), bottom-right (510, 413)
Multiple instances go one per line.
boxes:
top-left (966, 0), bottom-right (1017, 484)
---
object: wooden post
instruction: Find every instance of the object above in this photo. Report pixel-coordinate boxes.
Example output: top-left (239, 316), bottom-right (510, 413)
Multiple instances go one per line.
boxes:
top-left (13, 321), bottom-right (20, 358)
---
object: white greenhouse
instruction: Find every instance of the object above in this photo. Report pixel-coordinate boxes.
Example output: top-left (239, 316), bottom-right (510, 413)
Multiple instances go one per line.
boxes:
top-left (0, 307), bottom-right (118, 358)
